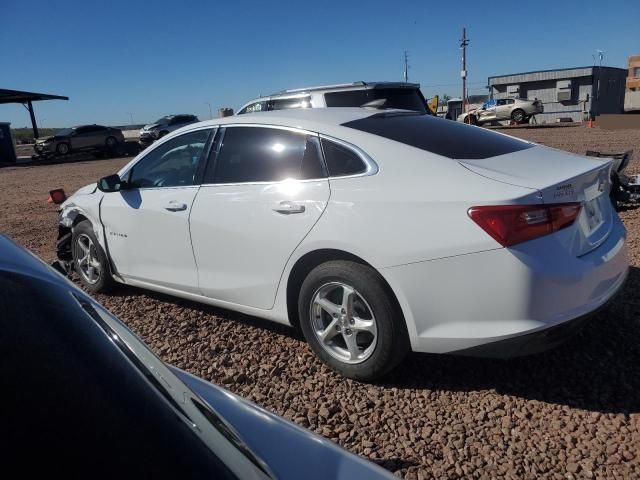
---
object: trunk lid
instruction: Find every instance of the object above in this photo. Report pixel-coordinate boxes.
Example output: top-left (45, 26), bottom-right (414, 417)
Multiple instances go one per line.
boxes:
top-left (460, 146), bottom-right (614, 257)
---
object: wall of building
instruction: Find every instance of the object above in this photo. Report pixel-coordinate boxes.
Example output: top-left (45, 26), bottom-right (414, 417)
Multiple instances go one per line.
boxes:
top-left (627, 55), bottom-right (640, 91)
top-left (489, 67), bottom-right (626, 123)
top-left (491, 77), bottom-right (591, 123)
top-left (594, 68), bottom-right (628, 116)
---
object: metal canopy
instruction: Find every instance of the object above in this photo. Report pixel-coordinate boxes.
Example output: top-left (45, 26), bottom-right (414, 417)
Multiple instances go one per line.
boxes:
top-left (0, 88), bottom-right (68, 104)
top-left (0, 88), bottom-right (68, 139)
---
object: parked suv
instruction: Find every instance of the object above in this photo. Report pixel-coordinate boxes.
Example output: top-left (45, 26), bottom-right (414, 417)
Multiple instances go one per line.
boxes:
top-left (457, 98), bottom-right (543, 125)
top-left (139, 114), bottom-right (199, 146)
top-left (237, 81), bottom-right (429, 115)
top-left (34, 124), bottom-right (124, 156)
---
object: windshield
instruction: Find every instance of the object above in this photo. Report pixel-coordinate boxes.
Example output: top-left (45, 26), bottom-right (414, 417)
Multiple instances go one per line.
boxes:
top-left (55, 128), bottom-right (74, 136)
top-left (324, 88), bottom-right (428, 113)
top-left (153, 116), bottom-right (170, 125)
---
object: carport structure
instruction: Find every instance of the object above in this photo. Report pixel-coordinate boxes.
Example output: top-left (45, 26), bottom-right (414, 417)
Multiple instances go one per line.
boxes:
top-left (0, 88), bottom-right (69, 139)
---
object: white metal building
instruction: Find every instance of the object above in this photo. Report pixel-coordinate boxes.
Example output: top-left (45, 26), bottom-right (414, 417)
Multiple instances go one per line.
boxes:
top-left (488, 66), bottom-right (627, 123)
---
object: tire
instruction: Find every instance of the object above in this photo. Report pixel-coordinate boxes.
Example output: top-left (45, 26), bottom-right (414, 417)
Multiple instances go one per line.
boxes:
top-left (298, 260), bottom-right (410, 381)
top-left (105, 136), bottom-right (118, 149)
top-left (159, 130), bottom-right (169, 138)
top-left (464, 115), bottom-right (477, 125)
top-left (72, 220), bottom-right (115, 293)
top-left (511, 109), bottom-right (526, 123)
top-left (56, 142), bottom-right (70, 155)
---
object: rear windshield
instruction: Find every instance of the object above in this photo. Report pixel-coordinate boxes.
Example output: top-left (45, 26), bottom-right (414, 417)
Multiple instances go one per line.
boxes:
top-left (325, 88), bottom-right (427, 113)
top-left (341, 112), bottom-right (533, 159)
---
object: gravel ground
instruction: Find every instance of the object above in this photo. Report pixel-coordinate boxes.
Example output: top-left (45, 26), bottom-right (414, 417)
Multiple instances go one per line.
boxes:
top-left (1, 125), bottom-right (640, 479)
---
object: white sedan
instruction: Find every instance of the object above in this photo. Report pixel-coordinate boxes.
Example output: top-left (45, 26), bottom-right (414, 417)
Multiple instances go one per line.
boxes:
top-left (56, 108), bottom-right (628, 380)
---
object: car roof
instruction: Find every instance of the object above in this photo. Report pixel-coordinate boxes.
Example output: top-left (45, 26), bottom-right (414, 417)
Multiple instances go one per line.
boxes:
top-left (271, 81), bottom-right (421, 96)
top-left (240, 82), bottom-right (422, 107)
top-left (192, 107), bottom-right (383, 137)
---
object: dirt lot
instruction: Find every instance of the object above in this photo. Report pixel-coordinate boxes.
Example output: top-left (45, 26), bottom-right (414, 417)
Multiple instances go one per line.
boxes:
top-left (2, 125), bottom-right (640, 479)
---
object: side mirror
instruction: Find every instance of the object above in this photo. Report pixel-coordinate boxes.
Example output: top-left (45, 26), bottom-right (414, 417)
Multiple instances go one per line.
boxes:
top-left (98, 174), bottom-right (125, 192)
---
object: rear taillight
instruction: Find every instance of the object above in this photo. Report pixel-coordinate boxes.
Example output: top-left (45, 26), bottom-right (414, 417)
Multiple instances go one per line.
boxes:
top-left (468, 203), bottom-right (582, 247)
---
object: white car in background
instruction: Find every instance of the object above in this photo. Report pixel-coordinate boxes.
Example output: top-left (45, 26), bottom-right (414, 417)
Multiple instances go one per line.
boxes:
top-left (237, 81), bottom-right (429, 115)
top-left (458, 98), bottom-right (543, 125)
top-left (56, 108), bottom-right (628, 380)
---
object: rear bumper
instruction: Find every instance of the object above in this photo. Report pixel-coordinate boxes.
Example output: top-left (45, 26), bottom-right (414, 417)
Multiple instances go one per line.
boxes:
top-left (450, 288), bottom-right (620, 358)
top-left (381, 215), bottom-right (628, 355)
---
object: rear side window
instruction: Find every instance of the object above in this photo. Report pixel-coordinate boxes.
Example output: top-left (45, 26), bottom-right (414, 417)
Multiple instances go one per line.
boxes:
top-left (342, 112), bottom-right (533, 159)
top-left (212, 127), bottom-right (325, 183)
top-left (324, 88), bottom-right (427, 113)
top-left (321, 139), bottom-right (367, 177)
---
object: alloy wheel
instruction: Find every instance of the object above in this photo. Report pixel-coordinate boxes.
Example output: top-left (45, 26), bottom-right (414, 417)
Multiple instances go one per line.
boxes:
top-left (310, 282), bottom-right (378, 364)
top-left (75, 233), bottom-right (102, 284)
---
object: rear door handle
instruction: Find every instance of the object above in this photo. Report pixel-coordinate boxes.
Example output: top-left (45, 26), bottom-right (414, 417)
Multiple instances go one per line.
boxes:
top-left (164, 201), bottom-right (188, 212)
top-left (273, 201), bottom-right (305, 215)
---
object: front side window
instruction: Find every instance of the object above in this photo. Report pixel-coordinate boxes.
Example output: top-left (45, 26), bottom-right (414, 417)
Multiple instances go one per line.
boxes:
top-left (128, 129), bottom-right (211, 188)
top-left (320, 139), bottom-right (367, 177)
top-left (212, 127), bottom-right (324, 184)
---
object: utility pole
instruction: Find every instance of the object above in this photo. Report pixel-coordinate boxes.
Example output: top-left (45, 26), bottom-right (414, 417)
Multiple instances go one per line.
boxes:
top-left (403, 50), bottom-right (409, 82)
top-left (591, 49), bottom-right (604, 119)
top-left (127, 112), bottom-right (134, 125)
top-left (204, 101), bottom-right (213, 119)
top-left (460, 28), bottom-right (469, 113)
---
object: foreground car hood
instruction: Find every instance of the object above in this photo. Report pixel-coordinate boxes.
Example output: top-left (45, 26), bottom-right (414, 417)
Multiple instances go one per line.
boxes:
top-left (174, 368), bottom-right (395, 480)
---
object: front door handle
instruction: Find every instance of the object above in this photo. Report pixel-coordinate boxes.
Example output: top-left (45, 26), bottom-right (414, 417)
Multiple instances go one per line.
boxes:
top-left (164, 201), bottom-right (188, 212)
top-left (273, 201), bottom-right (305, 215)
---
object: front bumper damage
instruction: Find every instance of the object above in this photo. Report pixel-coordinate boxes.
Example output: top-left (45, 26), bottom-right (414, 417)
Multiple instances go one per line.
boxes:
top-left (51, 225), bottom-right (73, 276)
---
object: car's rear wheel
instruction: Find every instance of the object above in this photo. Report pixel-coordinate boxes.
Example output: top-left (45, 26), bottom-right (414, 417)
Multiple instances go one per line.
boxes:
top-left (511, 109), bottom-right (526, 123)
top-left (298, 260), bottom-right (409, 381)
top-left (56, 142), bottom-right (70, 155)
top-left (72, 221), bottom-right (115, 293)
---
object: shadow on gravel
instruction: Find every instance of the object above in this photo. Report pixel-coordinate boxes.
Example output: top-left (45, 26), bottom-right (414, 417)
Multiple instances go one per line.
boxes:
top-left (381, 266), bottom-right (640, 414)
top-left (104, 285), bottom-right (303, 342)
top-left (100, 266), bottom-right (640, 414)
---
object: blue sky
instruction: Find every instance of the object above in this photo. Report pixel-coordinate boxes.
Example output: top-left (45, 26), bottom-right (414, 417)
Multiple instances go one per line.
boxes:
top-left (2, 0), bottom-right (638, 128)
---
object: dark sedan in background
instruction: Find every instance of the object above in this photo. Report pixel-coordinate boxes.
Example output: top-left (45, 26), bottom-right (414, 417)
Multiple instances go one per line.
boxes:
top-left (34, 124), bottom-right (124, 156)
top-left (1, 234), bottom-right (393, 479)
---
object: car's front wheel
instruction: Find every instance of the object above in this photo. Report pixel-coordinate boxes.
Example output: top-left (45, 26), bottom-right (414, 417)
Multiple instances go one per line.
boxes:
top-left (56, 142), bottom-right (70, 155)
top-left (298, 261), bottom-right (410, 381)
top-left (72, 220), bottom-right (115, 293)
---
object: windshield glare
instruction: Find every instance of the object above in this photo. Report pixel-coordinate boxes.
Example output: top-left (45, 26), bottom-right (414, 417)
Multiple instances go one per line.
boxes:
top-left (55, 128), bottom-right (74, 136)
